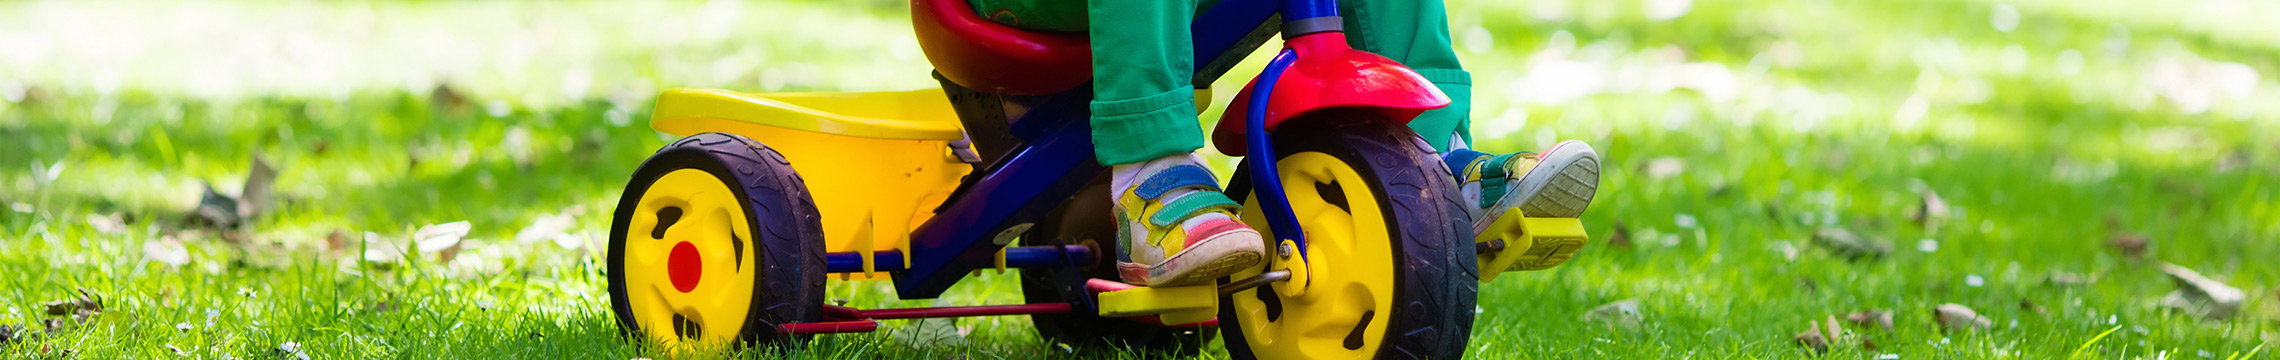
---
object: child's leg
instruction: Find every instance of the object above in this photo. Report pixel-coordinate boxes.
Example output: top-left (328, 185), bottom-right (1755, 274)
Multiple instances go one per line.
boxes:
top-left (1339, 0), bottom-right (1473, 152)
top-left (1087, 0), bottom-right (1205, 166)
top-left (1085, 0), bottom-right (1265, 287)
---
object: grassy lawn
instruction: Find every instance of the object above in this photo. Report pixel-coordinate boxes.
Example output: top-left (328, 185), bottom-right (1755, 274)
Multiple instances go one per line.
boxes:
top-left (2, 0), bottom-right (2276, 358)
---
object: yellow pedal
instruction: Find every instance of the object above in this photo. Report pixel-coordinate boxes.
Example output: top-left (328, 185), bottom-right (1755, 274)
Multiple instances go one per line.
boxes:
top-left (1477, 212), bottom-right (1589, 282)
top-left (1097, 283), bottom-right (1218, 322)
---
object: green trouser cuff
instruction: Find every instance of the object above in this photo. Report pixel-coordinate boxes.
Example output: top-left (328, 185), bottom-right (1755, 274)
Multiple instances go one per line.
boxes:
top-left (1409, 68), bottom-right (1473, 152)
top-left (1092, 86), bottom-right (1204, 165)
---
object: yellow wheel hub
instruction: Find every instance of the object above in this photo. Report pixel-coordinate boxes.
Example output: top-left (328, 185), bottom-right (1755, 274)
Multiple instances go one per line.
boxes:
top-left (1230, 151), bottom-right (1397, 358)
top-left (623, 169), bottom-right (760, 345)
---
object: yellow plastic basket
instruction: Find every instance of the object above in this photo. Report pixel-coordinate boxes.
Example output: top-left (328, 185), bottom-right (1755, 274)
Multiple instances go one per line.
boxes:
top-left (651, 88), bottom-right (974, 276)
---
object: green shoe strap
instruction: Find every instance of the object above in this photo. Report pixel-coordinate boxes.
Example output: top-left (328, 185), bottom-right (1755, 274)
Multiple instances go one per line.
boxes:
top-left (1135, 165), bottom-right (1222, 201)
top-left (1478, 152), bottom-right (1525, 208)
top-left (1149, 192), bottom-right (1240, 227)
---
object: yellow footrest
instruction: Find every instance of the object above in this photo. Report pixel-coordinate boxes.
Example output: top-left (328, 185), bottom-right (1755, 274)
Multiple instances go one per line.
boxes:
top-left (1477, 213), bottom-right (1590, 282)
top-left (1097, 282), bottom-right (1219, 325)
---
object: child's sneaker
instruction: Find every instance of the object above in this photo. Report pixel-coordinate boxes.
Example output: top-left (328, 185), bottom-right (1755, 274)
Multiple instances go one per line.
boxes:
top-left (1110, 154), bottom-right (1268, 286)
top-left (1444, 140), bottom-right (1602, 236)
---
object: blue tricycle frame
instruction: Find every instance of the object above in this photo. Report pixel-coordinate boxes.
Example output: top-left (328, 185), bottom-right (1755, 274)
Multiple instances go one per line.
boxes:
top-left (605, 0), bottom-right (1586, 356)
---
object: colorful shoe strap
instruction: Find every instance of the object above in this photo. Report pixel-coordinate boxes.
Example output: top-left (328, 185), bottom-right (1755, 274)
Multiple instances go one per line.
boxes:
top-left (1149, 192), bottom-right (1240, 227)
top-left (1443, 148), bottom-right (1492, 182)
top-left (1135, 165), bottom-right (1222, 201)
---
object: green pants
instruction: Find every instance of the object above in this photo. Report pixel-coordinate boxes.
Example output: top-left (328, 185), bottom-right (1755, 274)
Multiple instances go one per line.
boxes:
top-left (968, 0), bottom-right (1473, 165)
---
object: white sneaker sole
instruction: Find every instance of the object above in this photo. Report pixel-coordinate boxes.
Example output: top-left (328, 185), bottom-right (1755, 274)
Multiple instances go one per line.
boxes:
top-left (1120, 229), bottom-right (1267, 287)
top-left (1473, 140), bottom-right (1602, 236)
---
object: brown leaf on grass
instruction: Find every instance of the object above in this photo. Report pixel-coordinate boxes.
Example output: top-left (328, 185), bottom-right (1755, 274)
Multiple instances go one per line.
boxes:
top-left (1580, 299), bottom-right (1644, 333)
top-left (1933, 304), bottom-right (1991, 331)
top-left (2157, 263), bottom-right (2245, 320)
top-left (414, 221), bottom-right (472, 262)
top-left (361, 232), bottom-right (405, 269)
top-left (1606, 220), bottom-right (1632, 248)
top-left (430, 83), bottom-right (470, 112)
top-left (2108, 233), bottom-right (2149, 258)
top-left (229, 241), bottom-right (297, 270)
top-left (239, 154), bottom-right (277, 220)
top-left (2214, 149), bottom-right (2249, 173)
top-left (324, 230), bottom-right (351, 257)
top-left (84, 213), bottom-right (130, 234)
top-left (143, 236), bottom-right (191, 266)
top-left (1823, 315), bottom-right (1847, 344)
top-left (1813, 228), bottom-right (1890, 260)
top-left (1793, 321), bottom-right (1830, 356)
top-left (1910, 190), bottom-right (1950, 228)
top-left (42, 289), bottom-right (102, 316)
top-left (2020, 299), bottom-right (2049, 317)
top-left (187, 182), bottom-right (241, 229)
top-left (1844, 309), bottom-right (1894, 331)
top-left (517, 210), bottom-right (585, 250)
top-left (2043, 271), bottom-right (2094, 288)
top-left (0, 324), bottom-right (22, 345)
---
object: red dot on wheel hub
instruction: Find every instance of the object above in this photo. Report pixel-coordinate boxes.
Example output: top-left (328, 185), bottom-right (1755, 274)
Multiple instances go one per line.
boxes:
top-left (668, 241), bottom-right (701, 293)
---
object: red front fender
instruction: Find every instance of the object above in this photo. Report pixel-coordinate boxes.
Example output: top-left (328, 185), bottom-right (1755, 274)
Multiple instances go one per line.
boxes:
top-left (1211, 33), bottom-right (1450, 156)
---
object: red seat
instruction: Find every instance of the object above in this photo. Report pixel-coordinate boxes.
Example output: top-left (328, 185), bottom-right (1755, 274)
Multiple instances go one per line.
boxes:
top-left (910, 0), bottom-right (1092, 95)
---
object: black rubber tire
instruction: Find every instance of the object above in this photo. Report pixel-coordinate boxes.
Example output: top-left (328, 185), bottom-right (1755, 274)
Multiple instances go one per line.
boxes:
top-left (1219, 110), bottom-right (1480, 359)
top-left (607, 132), bottom-right (828, 348)
top-left (1017, 174), bottom-right (1209, 355)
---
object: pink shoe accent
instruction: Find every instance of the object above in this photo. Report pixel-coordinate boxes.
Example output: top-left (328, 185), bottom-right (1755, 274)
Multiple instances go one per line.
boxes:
top-left (1117, 262), bottom-right (1153, 285)
top-left (1183, 219), bottom-right (1253, 247)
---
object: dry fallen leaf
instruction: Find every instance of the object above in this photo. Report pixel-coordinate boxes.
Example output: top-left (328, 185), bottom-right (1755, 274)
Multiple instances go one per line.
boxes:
top-left (1793, 319), bottom-right (1832, 356)
top-left (414, 221), bottom-right (471, 253)
top-left (516, 211), bottom-right (583, 250)
top-left (239, 154), bottom-right (277, 220)
top-left (42, 288), bottom-right (102, 316)
top-left (84, 213), bottom-right (129, 234)
top-left (1933, 303), bottom-right (1990, 331)
top-left (38, 289), bottom-right (104, 333)
top-left (0, 323), bottom-right (21, 345)
top-left (1845, 309), bottom-right (1894, 331)
top-left (2157, 263), bottom-right (2245, 320)
top-left (2108, 233), bottom-right (2149, 258)
top-left (143, 236), bottom-right (191, 266)
top-left (1606, 220), bottom-right (1632, 248)
top-left (188, 182), bottom-right (241, 229)
top-left (362, 232), bottom-right (405, 267)
top-left (2043, 271), bottom-right (2093, 288)
top-left (1813, 227), bottom-right (1890, 260)
top-left (1823, 315), bottom-right (1848, 344)
top-left (431, 83), bottom-right (470, 112)
top-left (2019, 299), bottom-right (2049, 317)
top-left (1910, 190), bottom-right (1950, 228)
top-left (1581, 299), bottom-right (1645, 333)
top-left (324, 230), bottom-right (351, 257)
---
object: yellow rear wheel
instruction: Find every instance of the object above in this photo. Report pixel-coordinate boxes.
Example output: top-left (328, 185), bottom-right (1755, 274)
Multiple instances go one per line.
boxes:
top-left (608, 133), bottom-right (826, 348)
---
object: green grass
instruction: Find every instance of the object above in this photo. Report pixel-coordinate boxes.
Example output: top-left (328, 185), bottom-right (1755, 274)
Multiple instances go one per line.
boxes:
top-left (2, 0), bottom-right (2276, 358)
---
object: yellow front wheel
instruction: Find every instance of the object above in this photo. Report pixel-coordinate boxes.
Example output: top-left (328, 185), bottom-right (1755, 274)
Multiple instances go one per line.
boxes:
top-left (1221, 111), bottom-right (1479, 359)
top-left (607, 133), bottom-right (826, 348)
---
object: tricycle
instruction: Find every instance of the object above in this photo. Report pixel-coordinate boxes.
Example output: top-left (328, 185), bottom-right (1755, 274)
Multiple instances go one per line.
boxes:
top-left (604, 0), bottom-right (1592, 357)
